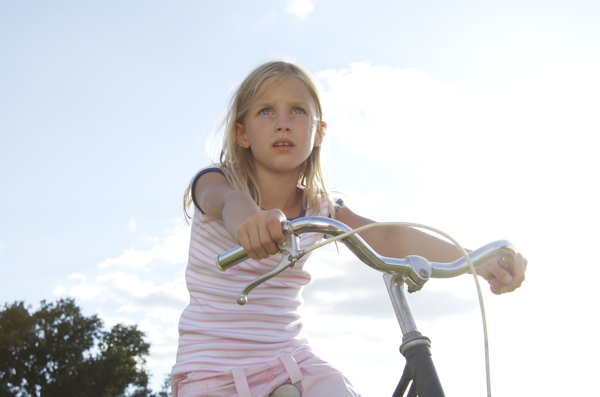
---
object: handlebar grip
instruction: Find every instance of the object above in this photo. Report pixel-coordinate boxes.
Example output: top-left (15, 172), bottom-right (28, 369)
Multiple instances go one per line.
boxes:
top-left (216, 246), bottom-right (249, 272)
top-left (215, 222), bottom-right (295, 273)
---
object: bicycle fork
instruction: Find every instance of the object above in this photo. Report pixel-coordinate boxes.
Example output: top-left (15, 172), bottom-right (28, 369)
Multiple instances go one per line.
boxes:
top-left (383, 274), bottom-right (446, 397)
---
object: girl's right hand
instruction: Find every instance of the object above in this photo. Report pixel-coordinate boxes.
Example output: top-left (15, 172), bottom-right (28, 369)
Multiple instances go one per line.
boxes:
top-left (194, 172), bottom-right (287, 260)
top-left (235, 209), bottom-right (287, 260)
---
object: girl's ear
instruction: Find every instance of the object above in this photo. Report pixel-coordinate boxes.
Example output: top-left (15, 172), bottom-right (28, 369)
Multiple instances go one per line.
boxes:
top-left (235, 123), bottom-right (251, 148)
top-left (313, 121), bottom-right (327, 147)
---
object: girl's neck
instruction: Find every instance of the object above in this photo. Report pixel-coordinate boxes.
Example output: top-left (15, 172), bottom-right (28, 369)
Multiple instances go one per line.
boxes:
top-left (256, 169), bottom-right (303, 218)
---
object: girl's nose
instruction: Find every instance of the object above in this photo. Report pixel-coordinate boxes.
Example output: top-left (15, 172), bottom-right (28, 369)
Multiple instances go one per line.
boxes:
top-left (275, 115), bottom-right (291, 132)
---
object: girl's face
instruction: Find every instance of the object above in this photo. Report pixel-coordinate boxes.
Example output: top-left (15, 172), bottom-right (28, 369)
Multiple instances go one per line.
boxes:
top-left (235, 76), bottom-right (326, 177)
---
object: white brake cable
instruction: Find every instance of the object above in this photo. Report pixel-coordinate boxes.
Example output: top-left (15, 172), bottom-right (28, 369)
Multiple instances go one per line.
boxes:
top-left (303, 221), bottom-right (492, 397)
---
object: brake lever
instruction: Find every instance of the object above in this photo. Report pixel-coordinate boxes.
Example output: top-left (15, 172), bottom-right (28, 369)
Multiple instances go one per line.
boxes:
top-left (237, 222), bottom-right (303, 305)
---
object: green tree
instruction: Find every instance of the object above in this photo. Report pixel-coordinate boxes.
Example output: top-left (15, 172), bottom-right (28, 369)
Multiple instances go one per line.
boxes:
top-left (0, 298), bottom-right (169, 397)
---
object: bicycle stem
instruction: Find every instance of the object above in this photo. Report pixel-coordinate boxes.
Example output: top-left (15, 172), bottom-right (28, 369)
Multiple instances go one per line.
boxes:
top-left (383, 274), bottom-right (419, 335)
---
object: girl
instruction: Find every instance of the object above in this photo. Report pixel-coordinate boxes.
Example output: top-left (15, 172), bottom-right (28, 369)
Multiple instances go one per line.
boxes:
top-left (172, 61), bottom-right (526, 397)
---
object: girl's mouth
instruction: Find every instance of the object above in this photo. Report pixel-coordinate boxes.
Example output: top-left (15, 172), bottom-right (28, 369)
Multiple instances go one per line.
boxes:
top-left (273, 141), bottom-right (294, 152)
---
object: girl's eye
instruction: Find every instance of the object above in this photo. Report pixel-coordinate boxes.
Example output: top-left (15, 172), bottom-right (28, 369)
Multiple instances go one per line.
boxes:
top-left (259, 108), bottom-right (272, 115)
top-left (292, 107), bottom-right (306, 115)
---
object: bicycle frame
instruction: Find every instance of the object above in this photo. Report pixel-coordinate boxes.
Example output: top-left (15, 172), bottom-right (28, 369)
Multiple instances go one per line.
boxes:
top-left (216, 216), bottom-right (516, 397)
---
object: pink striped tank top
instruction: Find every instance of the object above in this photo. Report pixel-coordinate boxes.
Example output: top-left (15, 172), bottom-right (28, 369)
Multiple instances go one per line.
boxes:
top-left (172, 172), bottom-right (332, 376)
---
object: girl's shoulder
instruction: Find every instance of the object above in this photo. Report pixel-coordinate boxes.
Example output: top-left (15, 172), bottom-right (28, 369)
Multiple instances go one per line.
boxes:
top-left (331, 195), bottom-right (345, 218)
top-left (192, 164), bottom-right (226, 180)
top-left (190, 164), bottom-right (228, 213)
top-left (308, 190), bottom-right (345, 218)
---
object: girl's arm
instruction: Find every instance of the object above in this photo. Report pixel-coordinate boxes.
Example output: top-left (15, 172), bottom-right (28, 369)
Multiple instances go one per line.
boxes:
top-left (336, 205), bottom-right (526, 294)
top-left (194, 172), bottom-right (286, 260)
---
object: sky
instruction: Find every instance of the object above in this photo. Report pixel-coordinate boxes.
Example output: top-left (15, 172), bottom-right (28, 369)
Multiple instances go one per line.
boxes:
top-left (1, 0), bottom-right (599, 395)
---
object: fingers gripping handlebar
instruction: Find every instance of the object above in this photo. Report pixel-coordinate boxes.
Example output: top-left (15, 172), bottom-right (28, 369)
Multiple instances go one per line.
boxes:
top-left (216, 216), bottom-right (516, 305)
top-left (233, 222), bottom-right (299, 305)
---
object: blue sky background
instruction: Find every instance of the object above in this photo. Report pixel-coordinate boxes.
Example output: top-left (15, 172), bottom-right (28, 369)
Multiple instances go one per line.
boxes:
top-left (1, 1), bottom-right (599, 396)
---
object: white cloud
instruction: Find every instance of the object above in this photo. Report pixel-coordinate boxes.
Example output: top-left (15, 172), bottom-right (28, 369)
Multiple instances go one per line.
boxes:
top-left (317, 62), bottom-right (599, 180)
top-left (52, 285), bottom-right (66, 295)
top-left (142, 234), bottom-right (159, 243)
top-left (96, 309), bottom-right (137, 328)
top-left (63, 274), bottom-right (101, 300)
top-left (303, 246), bottom-right (347, 280)
top-left (332, 186), bottom-right (393, 213)
top-left (98, 225), bottom-right (190, 268)
top-left (52, 223), bottom-right (192, 391)
top-left (287, 0), bottom-right (314, 16)
top-left (59, 271), bottom-right (187, 315)
top-left (319, 64), bottom-right (485, 173)
top-left (316, 61), bottom-right (600, 244)
top-left (303, 244), bottom-right (479, 321)
top-left (311, 62), bottom-right (600, 396)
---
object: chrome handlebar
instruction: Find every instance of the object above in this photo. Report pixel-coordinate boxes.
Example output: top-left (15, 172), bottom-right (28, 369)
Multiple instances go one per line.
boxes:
top-left (216, 216), bottom-right (516, 305)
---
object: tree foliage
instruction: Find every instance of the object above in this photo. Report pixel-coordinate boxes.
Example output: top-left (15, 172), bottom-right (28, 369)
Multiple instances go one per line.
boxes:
top-left (0, 299), bottom-right (170, 397)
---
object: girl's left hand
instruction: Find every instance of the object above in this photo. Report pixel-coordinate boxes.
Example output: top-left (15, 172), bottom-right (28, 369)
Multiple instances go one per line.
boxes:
top-left (476, 253), bottom-right (528, 294)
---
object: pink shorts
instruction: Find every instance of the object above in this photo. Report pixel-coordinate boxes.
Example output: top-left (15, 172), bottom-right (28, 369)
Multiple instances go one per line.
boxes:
top-left (172, 350), bottom-right (361, 397)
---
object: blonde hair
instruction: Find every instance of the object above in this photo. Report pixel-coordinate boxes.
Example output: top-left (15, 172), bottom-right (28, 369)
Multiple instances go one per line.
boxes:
top-left (184, 61), bottom-right (334, 219)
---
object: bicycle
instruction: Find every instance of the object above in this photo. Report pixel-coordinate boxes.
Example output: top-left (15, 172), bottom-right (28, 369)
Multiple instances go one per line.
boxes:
top-left (216, 216), bottom-right (517, 397)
